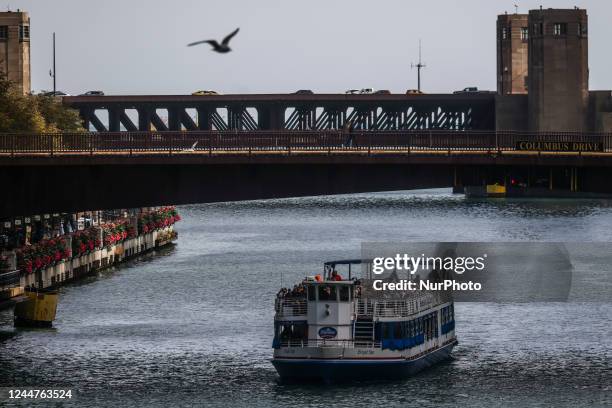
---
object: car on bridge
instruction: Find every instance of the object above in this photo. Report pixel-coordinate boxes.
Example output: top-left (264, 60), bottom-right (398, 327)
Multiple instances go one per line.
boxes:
top-left (294, 90), bottom-right (314, 95)
top-left (79, 90), bottom-right (105, 96)
top-left (453, 87), bottom-right (495, 94)
top-left (192, 90), bottom-right (220, 96)
top-left (345, 89), bottom-right (360, 94)
top-left (41, 90), bottom-right (70, 97)
top-left (374, 89), bottom-right (391, 94)
top-left (359, 88), bottom-right (374, 94)
top-left (406, 89), bottom-right (424, 95)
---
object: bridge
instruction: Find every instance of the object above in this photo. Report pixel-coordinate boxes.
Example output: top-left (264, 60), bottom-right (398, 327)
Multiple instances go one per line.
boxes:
top-left (2, 130), bottom-right (612, 218)
top-left (62, 93), bottom-right (498, 132)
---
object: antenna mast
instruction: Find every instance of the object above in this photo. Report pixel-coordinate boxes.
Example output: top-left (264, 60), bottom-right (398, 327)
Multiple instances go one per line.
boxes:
top-left (52, 32), bottom-right (56, 93)
top-left (411, 39), bottom-right (426, 92)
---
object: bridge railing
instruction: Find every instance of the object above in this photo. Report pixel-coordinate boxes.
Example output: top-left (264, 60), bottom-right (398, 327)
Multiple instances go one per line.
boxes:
top-left (0, 130), bottom-right (610, 154)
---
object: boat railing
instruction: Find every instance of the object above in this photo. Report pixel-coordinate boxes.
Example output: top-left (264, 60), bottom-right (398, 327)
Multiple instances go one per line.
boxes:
top-left (0, 269), bottom-right (21, 288)
top-left (275, 297), bottom-right (307, 317)
top-left (279, 339), bottom-right (381, 349)
top-left (355, 291), bottom-right (452, 318)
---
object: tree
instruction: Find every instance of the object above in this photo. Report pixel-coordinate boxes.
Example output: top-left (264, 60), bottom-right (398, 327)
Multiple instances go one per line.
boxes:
top-left (0, 72), bottom-right (46, 132)
top-left (36, 95), bottom-right (84, 132)
top-left (0, 71), bottom-right (84, 133)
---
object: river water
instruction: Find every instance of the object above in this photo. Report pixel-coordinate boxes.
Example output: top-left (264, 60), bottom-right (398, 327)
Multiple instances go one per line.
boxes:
top-left (0, 189), bottom-right (611, 407)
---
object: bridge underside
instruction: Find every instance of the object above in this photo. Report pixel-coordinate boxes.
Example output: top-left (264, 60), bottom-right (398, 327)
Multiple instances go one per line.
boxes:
top-left (2, 154), bottom-right (612, 218)
top-left (64, 94), bottom-right (496, 132)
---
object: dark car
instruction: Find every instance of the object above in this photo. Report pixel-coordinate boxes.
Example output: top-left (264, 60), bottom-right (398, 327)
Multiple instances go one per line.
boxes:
top-left (294, 90), bottom-right (314, 95)
top-left (80, 90), bottom-right (105, 96)
top-left (374, 90), bottom-right (391, 95)
top-left (42, 90), bottom-right (69, 97)
top-left (453, 87), bottom-right (495, 94)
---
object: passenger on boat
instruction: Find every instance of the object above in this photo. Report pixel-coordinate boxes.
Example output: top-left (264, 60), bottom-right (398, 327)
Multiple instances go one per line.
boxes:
top-left (331, 270), bottom-right (343, 281)
top-left (314, 274), bottom-right (323, 282)
top-left (320, 286), bottom-right (333, 300)
top-left (276, 288), bottom-right (288, 298)
top-left (277, 284), bottom-right (306, 298)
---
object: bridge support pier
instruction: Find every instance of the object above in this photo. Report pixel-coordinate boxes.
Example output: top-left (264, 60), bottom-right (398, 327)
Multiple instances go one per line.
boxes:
top-left (570, 168), bottom-right (579, 192)
top-left (549, 169), bottom-right (554, 190)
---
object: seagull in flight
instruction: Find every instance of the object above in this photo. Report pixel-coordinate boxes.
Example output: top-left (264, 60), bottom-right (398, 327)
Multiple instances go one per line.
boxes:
top-left (187, 28), bottom-right (240, 53)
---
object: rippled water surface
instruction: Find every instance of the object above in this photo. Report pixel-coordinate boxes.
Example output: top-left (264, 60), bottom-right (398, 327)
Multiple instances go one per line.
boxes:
top-left (1, 190), bottom-right (611, 407)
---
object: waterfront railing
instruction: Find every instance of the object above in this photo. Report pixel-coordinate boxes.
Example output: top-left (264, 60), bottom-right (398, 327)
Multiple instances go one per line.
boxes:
top-left (0, 130), bottom-right (611, 155)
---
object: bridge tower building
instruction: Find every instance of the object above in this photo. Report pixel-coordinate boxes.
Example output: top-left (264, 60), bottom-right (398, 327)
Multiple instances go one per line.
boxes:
top-left (527, 8), bottom-right (589, 131)
top-left (497, 12), bottom-right (529, 95)
top-left (0, 10), bottom-right (31, 94)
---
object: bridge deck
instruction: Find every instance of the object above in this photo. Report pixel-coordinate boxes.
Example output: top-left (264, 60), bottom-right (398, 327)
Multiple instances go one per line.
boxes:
top-left (3, 131), bottom-right (612, 218)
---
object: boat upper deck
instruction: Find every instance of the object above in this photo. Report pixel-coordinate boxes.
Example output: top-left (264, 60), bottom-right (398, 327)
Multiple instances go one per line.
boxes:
top-left (276, 284), bottom-right (450, 321)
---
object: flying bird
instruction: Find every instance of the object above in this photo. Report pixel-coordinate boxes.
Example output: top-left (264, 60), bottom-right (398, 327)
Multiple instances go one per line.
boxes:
top-left (187, 28), bottom-right (240, 53)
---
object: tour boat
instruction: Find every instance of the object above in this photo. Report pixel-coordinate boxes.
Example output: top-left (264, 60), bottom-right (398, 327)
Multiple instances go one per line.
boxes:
top-left (272, 260), bottom-right (457, 383)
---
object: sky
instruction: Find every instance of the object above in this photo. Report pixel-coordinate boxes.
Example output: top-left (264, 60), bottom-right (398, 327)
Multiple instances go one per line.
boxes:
top-left (10, 0), bottom-right (612, 95)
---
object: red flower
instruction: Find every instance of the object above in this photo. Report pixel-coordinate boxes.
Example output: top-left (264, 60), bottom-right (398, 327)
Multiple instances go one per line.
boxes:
top-left (89, 240), bottom-right (94, 250)
top-left (25, 260), bottom-right (33, 274)
top-left (54, 251), bottom-right (61, 261)
top-left (34, 257), bottom-right (42, 269)
top-left (80, 243), bottom-right (86, 253)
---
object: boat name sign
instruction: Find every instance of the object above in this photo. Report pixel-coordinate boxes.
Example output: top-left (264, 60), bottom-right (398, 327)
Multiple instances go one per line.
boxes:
top-left (318, 327), bottom-right (337, 339)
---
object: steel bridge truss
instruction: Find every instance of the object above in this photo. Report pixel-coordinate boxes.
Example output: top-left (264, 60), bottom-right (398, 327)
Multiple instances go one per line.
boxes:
top-left (70, 96), bottom-right (495, 132)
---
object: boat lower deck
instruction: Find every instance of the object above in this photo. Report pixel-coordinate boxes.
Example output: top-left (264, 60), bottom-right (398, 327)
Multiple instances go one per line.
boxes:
top-left (272, 338), bottom-right (457, 383)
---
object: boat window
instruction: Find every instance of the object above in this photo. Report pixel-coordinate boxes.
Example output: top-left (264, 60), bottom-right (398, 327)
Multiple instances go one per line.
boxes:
top-left (394, 323), bottom-right (402, 338)
top-left (339, 285), bottom-right (350, 301)
top-left (382, 323), bottom-right (391, 339)
top-left (307, 284), bottom-right (316, 301)
top-left (318, 285), bottom-right (337, 301)
top-left (277, 322), bottom-right (308, 342)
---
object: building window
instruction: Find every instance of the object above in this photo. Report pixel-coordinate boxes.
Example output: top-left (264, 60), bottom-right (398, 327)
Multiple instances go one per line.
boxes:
top-left (532, 22), bottom-right (544, 37)
top-left (18, 25), bottom-right (30, 40)
top-left (579, 23), bottom-right (588, 37)
top-left (501, 27), bottom-right (508, 40)
top-left (521, 27), bottom-right (529, 40)
top-left (0, 26), bottom-right (7, 40)
top-left (553, 23), bottom-right (567, 36)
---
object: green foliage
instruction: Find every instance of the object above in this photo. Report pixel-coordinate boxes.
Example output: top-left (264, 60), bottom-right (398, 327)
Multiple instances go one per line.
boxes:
top-left (0, 72), bottom-right (84, 133)
top-left (36, 95), bottom-right (84, 132)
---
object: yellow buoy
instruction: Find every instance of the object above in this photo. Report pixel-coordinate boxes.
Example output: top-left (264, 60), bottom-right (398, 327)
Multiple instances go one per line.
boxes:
top-left (14, 289), bottom-right (58, 328)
